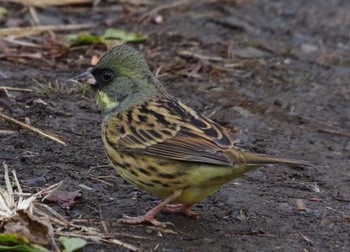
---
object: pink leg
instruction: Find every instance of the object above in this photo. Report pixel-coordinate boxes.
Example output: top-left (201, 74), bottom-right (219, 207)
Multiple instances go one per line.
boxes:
top-left (162, 204), bottom-right (199, 218)
top-left (119, 190), bottom-right (182, 228)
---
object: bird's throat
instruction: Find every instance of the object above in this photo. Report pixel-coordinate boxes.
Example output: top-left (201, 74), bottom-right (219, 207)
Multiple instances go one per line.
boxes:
top-left (96, 91), bottom-right (120, 113)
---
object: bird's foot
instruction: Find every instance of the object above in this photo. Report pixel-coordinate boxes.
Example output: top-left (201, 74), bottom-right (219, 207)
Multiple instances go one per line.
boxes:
top-left (118, 190), bottom-right (183, 228)
top-left (163, 204), bottom-right (199, 219)
top-left (119, 214), bottom-right (174, 228)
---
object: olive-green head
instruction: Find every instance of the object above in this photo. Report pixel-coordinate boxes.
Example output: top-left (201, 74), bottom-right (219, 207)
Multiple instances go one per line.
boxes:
top-left (73, 45), bottom-right (167, 113)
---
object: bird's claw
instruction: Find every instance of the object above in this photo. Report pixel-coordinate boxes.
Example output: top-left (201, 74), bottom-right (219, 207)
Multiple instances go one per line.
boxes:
top-left (162, 204), bottom-right (200, 219)
top-left (119, 214), bottom-right (171, 228)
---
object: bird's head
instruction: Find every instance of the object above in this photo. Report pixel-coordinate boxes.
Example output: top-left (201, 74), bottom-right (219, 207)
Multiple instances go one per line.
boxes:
top-left (73, 45), bottom-right (166, 113)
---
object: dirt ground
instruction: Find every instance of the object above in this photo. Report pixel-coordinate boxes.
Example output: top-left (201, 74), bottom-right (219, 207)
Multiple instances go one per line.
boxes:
top-left (1, 0), bottom-right (350, 251)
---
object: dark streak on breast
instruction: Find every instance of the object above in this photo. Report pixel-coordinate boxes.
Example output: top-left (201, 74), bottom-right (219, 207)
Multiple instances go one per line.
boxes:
top-left (157, 172), bottom-right (180, 179)
top-left (148, 166), bottom-right (158, 173)
top-left (136, 166), bottom-right (152, 176)
top-left (137, 180), bottom-right (155, 187)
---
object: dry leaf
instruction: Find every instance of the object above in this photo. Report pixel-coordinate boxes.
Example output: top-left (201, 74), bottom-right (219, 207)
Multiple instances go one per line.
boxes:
top-left (296, 199), bottom-right (307, 211)
top-left (44, 190), bottom-right (82, 209)
top-left (4, 210), bottom-right (54, 245)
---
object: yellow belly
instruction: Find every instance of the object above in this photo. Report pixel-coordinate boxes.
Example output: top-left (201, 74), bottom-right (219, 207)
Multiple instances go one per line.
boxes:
top-left (103, 140), bottom-right (257, 205)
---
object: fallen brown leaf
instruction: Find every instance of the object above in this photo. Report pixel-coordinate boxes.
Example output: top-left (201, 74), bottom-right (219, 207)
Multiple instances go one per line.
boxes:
top-left (44, 190), bottom-right (82, 209)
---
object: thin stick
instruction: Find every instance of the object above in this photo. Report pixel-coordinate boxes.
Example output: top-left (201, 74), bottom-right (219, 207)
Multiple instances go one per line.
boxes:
top-left (2, 162), bottom-right (15, 211)
top-left (29, 6), bottom-right (40, 25)
top-left (0, 23), bottom-right (95, 38)
top-left (34, 203), bottom-right (70, 226)
top-left (11, 170), bottom-right (24, 208)
top-left (0, 86), bottom-right (33, 92)
top-left (177, 50), bottom-right (226, 62)
top-left (89, 175), bottom-right (114, 187)
top-left (0, 112), bottom-right (66, 146)
top-left (299, 116), bottom-right (350, 137)
top-left (108, 239), bottom-right (141, 252)
top-left (0, 130), bottom-right (17, 135)
top-left (3, 0), bottom-right (93, 6)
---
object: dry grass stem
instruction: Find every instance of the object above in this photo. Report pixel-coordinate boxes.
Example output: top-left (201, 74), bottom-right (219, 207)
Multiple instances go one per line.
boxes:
top-left (177, 50), bottom-right (226, 62)
top-left (34, 203), bottom-right (72, 227)
top-left (0, 112), bottom-right (66, 146)
top-left (29, 6), bottom-right (40, 25)
top-left (0, 86), bottom-right (34, 92)
top-left (3, 37), bottom-right (45, 48)
top-left (89, 175), bottom-right (114, 187)
top-left (3, 0), bottom-right (93, 6)
top-left (0, 24), bottom-right (95, 38)
top-left (0, 130), bottom-right (17, 135)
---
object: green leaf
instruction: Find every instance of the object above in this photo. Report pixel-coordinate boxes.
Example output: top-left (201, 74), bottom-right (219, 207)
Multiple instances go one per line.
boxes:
top-left (64, 32), bottom-right (103, 46)
top-left (59, 237), bottom-right (87, 252)
top-left (0, 233), bottom-right (27, 244)
top-left (103, 28), bottom-right (148, 43)
top-left (0, 244), bottom-right (47, 252)
top-left (64, 28), bottom-right (147, 47)
top-left (0, 234), bottom-right (47, 252)
top-left (0, 7), bottom-right (8, 18)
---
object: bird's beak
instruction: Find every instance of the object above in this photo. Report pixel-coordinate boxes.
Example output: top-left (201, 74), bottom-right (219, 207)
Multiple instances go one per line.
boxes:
top-left (71, 68), bottom-right (96, 85)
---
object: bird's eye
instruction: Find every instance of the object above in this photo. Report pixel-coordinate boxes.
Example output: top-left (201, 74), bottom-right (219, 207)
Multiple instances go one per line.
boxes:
top-left (102, 69), bottom-right (114, 82)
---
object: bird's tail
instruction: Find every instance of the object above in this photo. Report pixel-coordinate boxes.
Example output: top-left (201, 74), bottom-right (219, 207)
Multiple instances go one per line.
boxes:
top-left (235, 151), bottom-right (312, 167)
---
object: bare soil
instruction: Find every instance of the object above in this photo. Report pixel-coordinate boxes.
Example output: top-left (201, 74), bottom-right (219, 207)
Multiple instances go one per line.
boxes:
top-left (1, 0), bottom-right (349, 251)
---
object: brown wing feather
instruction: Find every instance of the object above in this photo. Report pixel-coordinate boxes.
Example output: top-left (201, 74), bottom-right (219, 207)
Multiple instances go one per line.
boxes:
top-left (105, 96), bottom-right (239, 166)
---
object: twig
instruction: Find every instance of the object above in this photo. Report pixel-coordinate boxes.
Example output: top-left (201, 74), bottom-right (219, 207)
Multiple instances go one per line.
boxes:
top-left (0, 112), bottom-right (66, 146)
top-left (89, 175), bottom-right (114, 187)
top-left (0, 23), bottom-right (95, 38)
top-left (1, 52), bottom-right (54, 66)
top-left (34, 203), bottom-right (71, 226)
top-left (0, 86), bottom-right (33, 92)
top-left (297, 116), bottom-right (350, 137)
top-left (3, 37), bottom-right (45, 48)
top-left (177, 50), bottom-right (226, 62)
top-left (316, 128), bottom-right (350, 137)
top-left (29, 6), bottom-right (40, 25)
top-left (40, 181), bottom-right (65, 201)
top-left (326, 206), bottom-right (350, 220)
top-left (0, 130), bottom-right (17, 135)
top-left (299, 233), bottom-right (313, 245)
top-left (98, 204), bottom-right (109, 234)
top-left (2, 162), bottom-right (15, 212)
top-left (11, 170), bottom-right (24, 208)
top-left (107, 239), bottom-right (142, 252)
top-left (3, 0), bottom-right (93, 6)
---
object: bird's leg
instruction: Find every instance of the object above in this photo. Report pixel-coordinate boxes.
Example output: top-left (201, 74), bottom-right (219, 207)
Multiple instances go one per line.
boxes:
top-left (119, 190), bottom-right (182, 228)
top-left (162, 204), bottom-right (199, 218)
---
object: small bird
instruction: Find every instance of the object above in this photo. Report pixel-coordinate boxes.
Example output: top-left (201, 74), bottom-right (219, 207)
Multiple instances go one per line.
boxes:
top-left (74, 45), bottom-right (310, 228)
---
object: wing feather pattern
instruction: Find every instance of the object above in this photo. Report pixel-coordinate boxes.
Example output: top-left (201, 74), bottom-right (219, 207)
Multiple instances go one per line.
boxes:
top-left (104, 96), bottom-right (240, 166)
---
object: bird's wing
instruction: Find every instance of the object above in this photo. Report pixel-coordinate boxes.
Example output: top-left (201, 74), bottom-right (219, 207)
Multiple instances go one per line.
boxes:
top-left (104, 96), bottom-right (241, 166)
